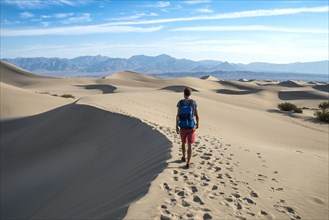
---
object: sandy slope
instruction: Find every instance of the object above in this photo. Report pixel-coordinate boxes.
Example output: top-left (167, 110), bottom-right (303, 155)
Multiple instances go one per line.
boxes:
top-left (0, 82), bottom-right (73, 119)
top-left (1, 103), bottom-right (171, 219)
top-left (1, 61), bottom-right (328, 219)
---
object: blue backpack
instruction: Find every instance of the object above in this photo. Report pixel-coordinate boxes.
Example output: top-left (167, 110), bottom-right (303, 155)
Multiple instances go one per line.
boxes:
top-left (178, 99), bottom-right (195, 129)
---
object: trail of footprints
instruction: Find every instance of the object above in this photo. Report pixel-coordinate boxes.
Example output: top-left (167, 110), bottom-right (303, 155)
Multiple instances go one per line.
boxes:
top-left (152, 125), bottom-right (300, 220)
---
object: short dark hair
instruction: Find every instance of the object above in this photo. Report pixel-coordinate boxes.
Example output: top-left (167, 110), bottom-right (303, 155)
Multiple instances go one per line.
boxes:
top-left (184, 87), bottom-right (192, 97)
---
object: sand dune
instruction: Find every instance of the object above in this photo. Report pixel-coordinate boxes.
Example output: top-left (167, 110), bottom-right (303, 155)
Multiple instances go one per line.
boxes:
top-left (0, 61), bottom-right (48, 87)
top-left (200, 75), bottom-right (220, 81)
top-left (1, 103), bottom-right (171, 219)
top-left (0, 82), bottom-right (72, 119)
top-left (1, 63), bottom-right (328, 220)
top-left (278, 80), bottom-right (304, 88)
top-left (313, 83), bottom-right (329, 93)
top-left (278, 90), bottom-right (328, 100)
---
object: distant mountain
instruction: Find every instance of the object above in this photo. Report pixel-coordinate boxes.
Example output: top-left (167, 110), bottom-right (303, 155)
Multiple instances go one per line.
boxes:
top-left (2, 55), bottom-right (328, 75)
top-left (197, 60), bottom-right (223, 68)
top-left (236, 61), bottom-right (329, 75)
top-left (212, 61), bottom-right (237, 72)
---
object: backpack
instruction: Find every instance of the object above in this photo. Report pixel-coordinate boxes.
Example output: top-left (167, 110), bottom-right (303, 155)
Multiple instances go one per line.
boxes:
top-left (178, 99), bottom-right (195, 129)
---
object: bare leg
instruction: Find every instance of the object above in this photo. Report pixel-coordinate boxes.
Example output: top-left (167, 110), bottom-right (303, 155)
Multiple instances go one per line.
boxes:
top-left (187, 143), bottom-right (192, 164)
top-left (181, 142), bottom-right (186, 160)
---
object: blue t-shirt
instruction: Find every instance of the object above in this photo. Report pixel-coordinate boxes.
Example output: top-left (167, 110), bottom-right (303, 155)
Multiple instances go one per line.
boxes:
top-left (177, 99), bottom-right (197, 117)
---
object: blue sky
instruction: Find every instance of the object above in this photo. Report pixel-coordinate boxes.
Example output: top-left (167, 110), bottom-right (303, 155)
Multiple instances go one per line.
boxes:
top-left (1, 0), bottom-right (328, 63)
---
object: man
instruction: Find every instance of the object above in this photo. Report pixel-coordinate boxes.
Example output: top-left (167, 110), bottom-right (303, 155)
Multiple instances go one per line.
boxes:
top-left (176, 87), bottom-right (199, 169)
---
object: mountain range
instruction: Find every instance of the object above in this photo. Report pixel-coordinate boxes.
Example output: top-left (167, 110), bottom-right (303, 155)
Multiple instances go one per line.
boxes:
top-left (2, 54), bottom-right (328, 75)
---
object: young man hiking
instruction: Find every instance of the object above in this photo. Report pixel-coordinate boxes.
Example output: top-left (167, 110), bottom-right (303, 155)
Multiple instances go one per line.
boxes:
top-left (176, 87), bottom-right (199, 169)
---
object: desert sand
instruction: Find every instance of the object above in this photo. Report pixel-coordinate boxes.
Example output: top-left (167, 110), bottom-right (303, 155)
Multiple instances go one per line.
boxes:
top-left (1, 60), bottom-right (328, 220)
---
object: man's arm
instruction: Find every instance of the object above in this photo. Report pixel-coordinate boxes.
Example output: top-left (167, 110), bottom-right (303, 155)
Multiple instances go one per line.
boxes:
top-left (176, 108), bottom-right (180, 134)
top-left (195, 107), bottom-right (199, 129)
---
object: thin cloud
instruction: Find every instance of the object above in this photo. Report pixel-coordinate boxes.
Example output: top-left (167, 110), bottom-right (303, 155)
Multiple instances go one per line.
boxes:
top-left (20, 12), bottom-right (34, 19)
top-left (171, 25), bottom-right (328, 34)
top-left (2, 0), bottom-right (43, 9)
top-left (158, 2), bottom-right (171, 7)
top-left (62, 13), bottom-right (92, 24)
top-left (101, 6), bottom-right (329, 26)
top-left (143, 1), bottom-right (170, 8)
top-left (1, 19), bottom-right (21, 25)
top-left (195, 8), bottom-right (213, 13)
top-left (40, 22), bottom-right (50, 27)
top-left (41, 15), bottom-right (52, 19)
top-left (55, 13), bottom-right (75, 19)
top-left (185, 0), bottom-right (212, 4)
top-left (2, 0), bottom-right (91, 9)
top-left (111, 13), bottom-right (158, 21)
top-left (1, 25), bottom-right (163, 36)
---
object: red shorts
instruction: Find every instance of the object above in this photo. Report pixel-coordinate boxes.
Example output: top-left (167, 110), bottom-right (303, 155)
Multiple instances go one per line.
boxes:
top-left (180, 128), bottom-right (196, 144)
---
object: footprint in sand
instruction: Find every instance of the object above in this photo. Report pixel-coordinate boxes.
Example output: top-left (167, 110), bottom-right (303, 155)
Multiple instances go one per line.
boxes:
top-left (225, 197), bottom-right (234, 203)
top-left (201, 156), bottom-right (211, 160)
top-left (271, 178), bottom-right (278, 182)
top-left (310, 197), bottom-right (325, 205)
top-left (160, 214), bottom-right (171, 220)
top-left (258, 210), bottom-right (269, 216)
top-left (219, 181), bottom-right (226, 187)
top-left (273, 203), bottom-right (301, 219)
top-left (225, 173), bottom-right (232, 179)
top-left (191, 186), bottom-right (198, 193)
top-left (235, 201), bottom-right (243, 210)
top-left (200, 173), bottom-right (210, 182)
top-left (258, 174), bottom-right (267, 178)
top-left (243, 197), bottom-right (256, 205)
top-left (247, 211), bottom-right (256, 216)
top-left (193, 195), bottom-right (205, 205)
top-left (232, 193), bottom-right (241, 199)
top-left (250, 191), bottom-right (259, 198)
top-left (229, 180), bottom-right (238, 186)
top-left (203, 213), bottom-right (212, 220)
top-left (271, 187), bottom-right (284, 192)
top-left (162, 183), bottom-right (171, 191)
top-left (181, 199), bottom-right (191, 207)
top-left (257, 174), bottom-right (268, 182)
top-left (177, 190), bottom-right (185, 198)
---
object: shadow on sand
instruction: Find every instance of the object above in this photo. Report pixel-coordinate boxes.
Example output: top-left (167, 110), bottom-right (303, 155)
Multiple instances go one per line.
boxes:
top-left (160, 85), bottom-right (199, 93)
top-left (75, 84), bottom-right (117, 94)
top-left (1, 103), bottom-right (171, 220)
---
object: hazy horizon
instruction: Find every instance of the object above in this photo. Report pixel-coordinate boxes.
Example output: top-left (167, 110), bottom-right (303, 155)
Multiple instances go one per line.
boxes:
top-left (2, 53), bottom-right (329, 65)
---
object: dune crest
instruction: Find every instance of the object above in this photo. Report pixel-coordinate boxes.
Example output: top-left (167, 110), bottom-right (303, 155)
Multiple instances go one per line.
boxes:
top-left (105, 70), bottom-right (160, 81)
